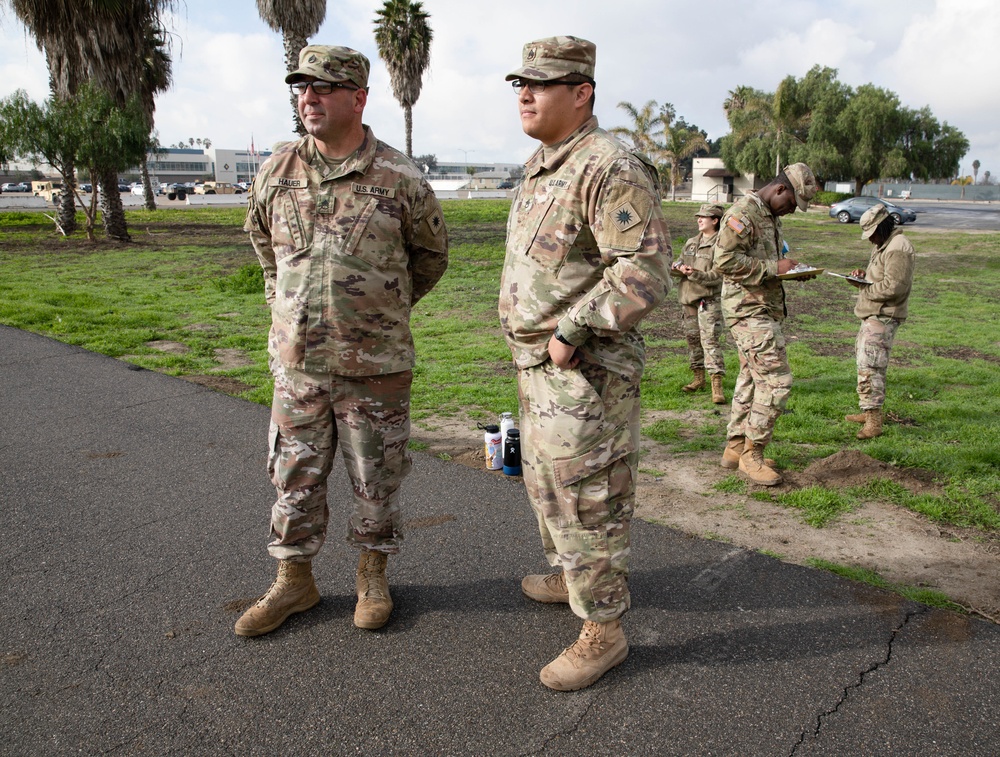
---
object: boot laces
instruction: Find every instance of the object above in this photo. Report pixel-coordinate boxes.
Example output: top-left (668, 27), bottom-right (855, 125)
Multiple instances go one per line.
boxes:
top-left (564, 622), bottom-right (611, 660)
top-left (359, 552), bottom-right (388, 599)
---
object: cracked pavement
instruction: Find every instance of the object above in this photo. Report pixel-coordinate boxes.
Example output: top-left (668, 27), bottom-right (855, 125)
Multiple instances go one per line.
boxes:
top-left (2, 324), bottom-right (998, 756)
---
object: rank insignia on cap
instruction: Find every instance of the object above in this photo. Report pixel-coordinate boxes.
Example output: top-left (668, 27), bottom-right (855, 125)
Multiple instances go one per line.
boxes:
top-left (427, 212), bottom-right (443, 235)
top-left (610, 201), bottom-right (641, 232)
top-left (526, 48), bottom-right (537, 61)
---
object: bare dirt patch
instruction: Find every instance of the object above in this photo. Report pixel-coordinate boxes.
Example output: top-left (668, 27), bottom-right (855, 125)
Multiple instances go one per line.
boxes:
top-left (410, 412), bottom-right (1000, 622)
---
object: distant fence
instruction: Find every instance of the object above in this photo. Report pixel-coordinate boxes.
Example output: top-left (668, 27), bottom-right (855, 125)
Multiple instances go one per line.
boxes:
top-left (861, 182), bottom-right (1000, 202)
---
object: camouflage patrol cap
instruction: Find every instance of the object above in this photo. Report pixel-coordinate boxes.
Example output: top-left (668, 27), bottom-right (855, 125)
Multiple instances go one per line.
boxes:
top-left (285, 45), bottom-right (370, 89)
top-left (860, 203), bottom-right (890, 239)
top-left (782, 162), bottom-right (819, 211)
top-left (695, 203), bottom-right (725, 219)
top-left (505, 36), bottom-right (596, 82)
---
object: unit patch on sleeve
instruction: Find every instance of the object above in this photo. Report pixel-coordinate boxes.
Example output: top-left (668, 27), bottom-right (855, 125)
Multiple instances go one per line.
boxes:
top-left (427, 211), bottom-right (444, 235)
top-left (353, 183), bottom-right (396, 199)
top-left (610, 201), bottom-right (641, 232)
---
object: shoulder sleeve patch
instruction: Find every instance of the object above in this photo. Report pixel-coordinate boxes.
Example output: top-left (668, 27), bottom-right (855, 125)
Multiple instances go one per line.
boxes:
top-left (426, 210), bottom-right (444, 236)
top-left (727, 214), bottom-right (751, 237)
top-left (609, 201), bottom-right (642, 232)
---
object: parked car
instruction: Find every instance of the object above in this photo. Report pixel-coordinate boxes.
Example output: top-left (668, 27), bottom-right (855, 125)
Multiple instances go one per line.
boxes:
top-left (79, 183), bottom-right (93, 193)
top-left (130, 184), bottom-right (147, 196)
top-left (194, 181), bottom-right (242, 195)
top-left (497, 180), bottom-right (514, 190)
top-left (2, 182), bottom-right (30, 192)
top-left (828, 196), bottom-right (917, 225)
top-left (118, 183), bottom-right (130, 193)
top-left (163, 183), bottom-right (189, 201)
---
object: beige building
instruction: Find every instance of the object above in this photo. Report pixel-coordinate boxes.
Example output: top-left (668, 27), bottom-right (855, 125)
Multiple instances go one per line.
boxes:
top-left (690, 157), bottom-right (762, 203)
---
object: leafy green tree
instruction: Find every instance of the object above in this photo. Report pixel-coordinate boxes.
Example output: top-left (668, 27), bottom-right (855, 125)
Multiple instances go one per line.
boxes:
top-left (834, 84), bottom-right (909, 194)
top-left (374, 0), bottom-right (434, 157)
top-left (9, 0), bottom-right (178, 240)
top-left (255, 0), bottom-right (327, 136)
top-left (414, 153), bottom-right (437, 172)
top-left (0, 85), bottom-right (147, 240)
top-left (720, 76), bottom-right (809, 179)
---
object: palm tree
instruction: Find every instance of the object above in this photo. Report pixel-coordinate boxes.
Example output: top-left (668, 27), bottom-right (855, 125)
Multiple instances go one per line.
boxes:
top-left (660, 113), bottom-right (709, 201)
top-left (374, 0), bottom-right (433, 157)
top-left (256, 0), bottom-right (327, 136)
top-left (9, 0), bottom-right (178, 240)
top-left (972, 159), bottom-right (980, 185)
top-left (610, 100), bottom-right (666, 156)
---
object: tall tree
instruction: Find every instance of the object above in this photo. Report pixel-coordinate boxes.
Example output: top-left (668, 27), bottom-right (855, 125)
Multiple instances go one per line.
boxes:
top-left (972, 159), bottom-right (981, 185)
top-left (610, 99), bottom-right (666, 156)
top-left (835, 84), bottom-right (909, 195)
top-left (659, 105), bottom-right (708, 201)
top-left (9, 0), bottom-right (178, 240)
top-left (720, 77), bottom-right (809, 179)
top-left (255, 0), bottom-right (327, 136)
top-left (374, 0), bottom-right (433, 157)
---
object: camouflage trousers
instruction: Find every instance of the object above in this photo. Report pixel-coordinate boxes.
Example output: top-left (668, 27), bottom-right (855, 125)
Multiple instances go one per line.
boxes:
top-left (856, 315), bottom-right (900, 411)
top-left (516, 359), bottom-right (640, 622)
top-left (682, 297), bottom-right (726, 375)
top-left (727, 315), bottom-right (792, 447)
top-left (265, 360), bottom-right (413, 561)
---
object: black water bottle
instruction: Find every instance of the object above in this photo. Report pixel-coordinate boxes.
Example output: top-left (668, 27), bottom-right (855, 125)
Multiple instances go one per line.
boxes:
top-left (503, 428), bottom-right (522, 476)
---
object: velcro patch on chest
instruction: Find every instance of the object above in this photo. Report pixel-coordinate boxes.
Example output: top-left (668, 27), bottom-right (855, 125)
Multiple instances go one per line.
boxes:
top-left (268, 177), bottom-right (306, 189)
top-left (353, 183), bottom-right (396, 199)
top-left (727, 215), bottom-right (750, 237)
top-left (609, 201), bottom-right (641, 232)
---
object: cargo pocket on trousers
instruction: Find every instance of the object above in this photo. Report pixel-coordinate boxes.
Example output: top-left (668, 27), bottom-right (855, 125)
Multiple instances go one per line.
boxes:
top-left (551, 424), bottom-right (636, 528)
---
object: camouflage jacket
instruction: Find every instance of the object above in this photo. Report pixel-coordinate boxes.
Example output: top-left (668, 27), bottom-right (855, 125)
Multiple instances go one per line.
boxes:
top-left (677, 230), bottom-right (721, 305)
top-left (244, 128), bottom-right (448, 375)
top-left (714, 192), bottom-right (786, 326)
top-left (854, 229), bottom-right (915, 321)
top-left (498, 116), bottom-right (672, 377)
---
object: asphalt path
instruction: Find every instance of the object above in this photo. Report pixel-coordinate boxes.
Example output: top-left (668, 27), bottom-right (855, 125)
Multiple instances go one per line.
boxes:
top-left (2, 325), bottom-right (999, 756)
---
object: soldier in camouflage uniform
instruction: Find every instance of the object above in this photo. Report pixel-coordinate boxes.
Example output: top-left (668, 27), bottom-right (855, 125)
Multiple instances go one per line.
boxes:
top-left (675, 203), bottom-right (727, 403)
top-left (236, 46), bottom-right (448, 637)
top-left (714, 163), bottom-right (818, 486)
top-left (499, 36), bottom-right (672, 691)
top-left (844, 203), bottom-right (915, 440)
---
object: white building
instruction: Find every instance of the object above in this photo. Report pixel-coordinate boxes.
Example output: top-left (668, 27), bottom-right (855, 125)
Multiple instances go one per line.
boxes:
top-left (690, 157), bottom-right (761, 203)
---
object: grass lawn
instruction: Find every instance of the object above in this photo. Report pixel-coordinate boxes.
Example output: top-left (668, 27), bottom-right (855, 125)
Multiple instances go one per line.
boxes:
top-left (2, 200), bottom-right (998, 535)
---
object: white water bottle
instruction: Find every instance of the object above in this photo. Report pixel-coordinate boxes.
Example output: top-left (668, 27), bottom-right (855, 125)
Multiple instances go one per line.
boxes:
top-left (500, 412), bottom-right (516, 445)
top-left (483, 424), bottom-right (503, 470)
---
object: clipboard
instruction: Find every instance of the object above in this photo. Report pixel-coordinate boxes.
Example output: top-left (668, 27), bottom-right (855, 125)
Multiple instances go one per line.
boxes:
top-left (825, 271), bottom-right (870, 285)
top-left (777, 266), bottom-right (824, 280)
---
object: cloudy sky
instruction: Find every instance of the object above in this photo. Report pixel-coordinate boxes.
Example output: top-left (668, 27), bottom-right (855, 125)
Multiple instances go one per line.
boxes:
top-left (2, 0), bottom-right (998, 179)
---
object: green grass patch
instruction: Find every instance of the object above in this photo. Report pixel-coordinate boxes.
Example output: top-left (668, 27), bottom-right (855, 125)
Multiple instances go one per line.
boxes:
top-left (773, 486), bottom-right (859, 527)
top-left (805, 558), bottom-right (966, 613)
top-left (2, 199), bottom-right (998, 536)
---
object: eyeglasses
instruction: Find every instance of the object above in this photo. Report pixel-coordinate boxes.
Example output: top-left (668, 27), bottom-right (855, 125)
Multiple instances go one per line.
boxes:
top-left (511, 78), bottom-right (591, 95)
top-left (290, 81), bottom-right (359, 96)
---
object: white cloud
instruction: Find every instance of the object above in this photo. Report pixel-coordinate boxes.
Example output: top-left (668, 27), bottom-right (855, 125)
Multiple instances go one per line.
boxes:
top-left (1, 0), bottom-right (998, 178)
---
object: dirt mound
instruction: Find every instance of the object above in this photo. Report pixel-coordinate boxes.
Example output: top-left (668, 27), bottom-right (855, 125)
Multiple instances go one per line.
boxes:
top-left (791, 449), bottom-right (943, 494)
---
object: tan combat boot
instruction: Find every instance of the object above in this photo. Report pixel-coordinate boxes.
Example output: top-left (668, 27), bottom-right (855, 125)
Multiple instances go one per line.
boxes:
top-left (856, 408), bottom-right (883, 440)
top-left (711, 374), bottom-right (726, 404)
top-left (720, 436), bottom-right (745, 469)
top-left (355, 550), bottom-right (393, 630)
top-left (521, 572), bottom-right (569, 604)
top-left (234, 559), bottom-right (320, 637)
top-left (844, 411), bottom-right (867, 423)
top-left (539, 618), bottom-right (629, 692)
top-left (682, 368), bottom-right (706, 392)
top-left (739, 442), bottom-right (783, 486)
